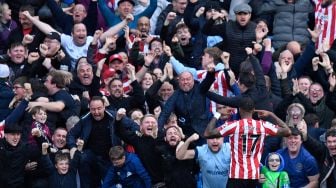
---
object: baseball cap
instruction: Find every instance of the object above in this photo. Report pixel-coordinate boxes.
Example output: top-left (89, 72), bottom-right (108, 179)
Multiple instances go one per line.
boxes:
top-left (0, 63), bottom-right (10, 78)
top-left (233, 3), bottom-right (252, 14)
top-left (109, 54), bottom-right (123, 63)
top-left (117, 0), bottom-right (135, 6)
top-left (45, 32), bottom-right (61, 42)
top-left (102, 68), bottom-right (116, 80)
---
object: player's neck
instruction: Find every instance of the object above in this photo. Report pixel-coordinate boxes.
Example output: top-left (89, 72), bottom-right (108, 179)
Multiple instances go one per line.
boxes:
top-left (240, 113), bottom-right (252, 119)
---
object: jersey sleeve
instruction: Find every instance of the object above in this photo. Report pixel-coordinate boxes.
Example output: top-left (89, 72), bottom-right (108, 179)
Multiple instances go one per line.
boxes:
top-left (217, 121), bottom-right (237, 136)
top-left (262, 121), bottom-right (278, 136)
top-left (304, 154), bottom-right (320, 176)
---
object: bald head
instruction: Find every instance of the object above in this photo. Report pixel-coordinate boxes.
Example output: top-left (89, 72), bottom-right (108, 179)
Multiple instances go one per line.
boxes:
top-left (137, 16), bottom-right (150, 35)
top-left (286, 41), bottom-right (301, 56)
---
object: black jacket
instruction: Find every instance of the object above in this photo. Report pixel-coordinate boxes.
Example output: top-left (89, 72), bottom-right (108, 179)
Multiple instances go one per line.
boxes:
top-left (115, 120), bottom-right (164, 184)
top-left (203, 20), bottom-right (256, 75)
top-left (156, 143), bottom-right (196, 188)
top-left (67, 110), bottom-right (138, 150)
top-left (45, 0), bottom-right (98, 35)
top-left (206, 54), bottom-right (272, 112)
top-left (107, 80), bottom-right (145, 112)
top-left (7, 25), bottom-right (45, 53)
top-left (303, 136), bottom-right (336, 188)
top-left (0, 139), bottom-right (31, 188)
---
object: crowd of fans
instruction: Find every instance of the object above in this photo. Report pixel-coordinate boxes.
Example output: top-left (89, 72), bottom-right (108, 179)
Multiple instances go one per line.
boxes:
top-left (1, 0), bottom-right (336, 187)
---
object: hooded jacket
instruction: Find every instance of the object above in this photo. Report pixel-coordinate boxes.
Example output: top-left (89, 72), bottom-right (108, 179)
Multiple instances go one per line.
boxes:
top-left (102, 152), bottom-right (151, 188)
top-left (261, 152), bottom-right (290, 188)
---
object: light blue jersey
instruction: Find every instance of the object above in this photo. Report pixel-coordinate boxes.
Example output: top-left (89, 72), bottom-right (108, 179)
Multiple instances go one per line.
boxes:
top-left (196, 143), bottom-right (231, 188)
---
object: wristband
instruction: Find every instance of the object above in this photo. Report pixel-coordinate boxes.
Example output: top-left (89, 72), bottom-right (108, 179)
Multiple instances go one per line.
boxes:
top-left (143, 64), bottom-right (150, 68)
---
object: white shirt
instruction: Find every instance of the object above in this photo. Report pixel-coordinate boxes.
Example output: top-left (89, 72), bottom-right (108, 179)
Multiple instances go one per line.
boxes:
top-left (61, 34), bottom-right (93, 71)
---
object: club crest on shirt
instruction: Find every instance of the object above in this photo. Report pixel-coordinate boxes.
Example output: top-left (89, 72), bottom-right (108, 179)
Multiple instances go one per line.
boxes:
top-left (295, 162), bottom-right (303, 172)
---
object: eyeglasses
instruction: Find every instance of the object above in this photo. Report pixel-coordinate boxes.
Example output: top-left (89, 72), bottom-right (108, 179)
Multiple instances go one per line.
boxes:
top-left (268, 158), bottom-right (280, 162)
top-left (310, 88), bottom-right (322, 92)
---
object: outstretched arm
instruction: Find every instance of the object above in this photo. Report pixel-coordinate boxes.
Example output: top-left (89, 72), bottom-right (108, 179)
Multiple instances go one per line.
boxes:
top-left (22, 11), bottom-right (59, 35)
top-left (98, 0), bottom-right (118, 27)
top-left (100, 14), bottom-right (134, 43)
top-left (163, 43), bottom-right (197, 78)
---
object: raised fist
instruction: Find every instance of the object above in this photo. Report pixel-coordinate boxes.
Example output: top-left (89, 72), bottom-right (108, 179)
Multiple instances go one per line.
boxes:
top-left (116, 108), bottom-right (126, 121)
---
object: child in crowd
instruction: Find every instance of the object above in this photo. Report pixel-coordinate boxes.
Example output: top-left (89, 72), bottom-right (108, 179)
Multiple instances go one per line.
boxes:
top-left (30, 106), bottom-right (52, 146)
top-left (102, 146), bottom-right (151, 188)
top-left (41, 139), bottom-right (84, 188)
top-left (259, 152), bottom-right (290, 188)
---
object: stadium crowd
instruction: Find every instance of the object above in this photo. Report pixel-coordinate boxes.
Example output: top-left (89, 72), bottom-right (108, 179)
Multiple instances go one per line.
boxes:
top-left (0, 0), bottom-right (336, 187)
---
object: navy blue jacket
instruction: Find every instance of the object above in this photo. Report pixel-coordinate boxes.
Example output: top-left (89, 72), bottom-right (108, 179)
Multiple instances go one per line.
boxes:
top-left (158, 71), bottom-right (215, 136)
top-left (42, 151), bottom-right (81, 188)
top-left (46, 0), bottom-right (98, 35)
top-left (67, 110), bottom-right (139, 150)
top-left (0, 81), bottom-right (14, 121)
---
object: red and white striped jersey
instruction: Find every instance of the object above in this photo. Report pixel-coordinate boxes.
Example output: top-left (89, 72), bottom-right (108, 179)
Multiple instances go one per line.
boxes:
top-left (313, 0), bottom-right (336, 49)
top-left (217, 118), bottom-right (278, 180)
top-left (197, 70), bottom-right (232, 112)
top-left (122, 79), bottom-right (132, 94)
